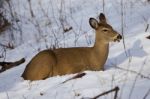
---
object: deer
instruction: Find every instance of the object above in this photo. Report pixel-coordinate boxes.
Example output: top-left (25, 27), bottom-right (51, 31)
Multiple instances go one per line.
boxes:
top-left (21, 13), bottom-right (122, 81)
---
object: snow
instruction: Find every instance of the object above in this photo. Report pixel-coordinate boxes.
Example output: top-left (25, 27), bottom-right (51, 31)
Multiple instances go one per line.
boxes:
top-left (0, 0), bottom-right (150, 99)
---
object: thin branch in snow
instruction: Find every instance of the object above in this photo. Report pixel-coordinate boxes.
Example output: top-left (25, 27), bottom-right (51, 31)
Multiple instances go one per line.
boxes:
top-left (129, 58), bottom-right (147, 99)
top-left (102, 0), bottom-right (105, 13)
top-left (84, 86), bottom-right (119, 99)
top-left (5, 0), bottom-right (16, 44)
top-left (27, 0), bottom-right (35, 18)
top-left (0, 58), bottom-right (25, 73)
top-left (1, 46), bottom-right (6, 61)
top-left (116, 66), bottom-right (150, 80)
top-left (119, 58), bottom-right (132, 98)
top-left (145, 24), bottom-right (149, 32)
top-left (6, 92), bottom-right (9, 99)
top-left (22, 95), bottom-right (27, 99)
top-left (120, 0), bottom-right (128, 58)
top-left (141, 14), bottom-right (149, 33)
top-left (0, 13), bottom-right (11, 33)
top-left (0, 42), bottom-right (14, 49)
top-left (111, 75), bottom-right (115, 99)
top-left (62, 72), bottom-right (86, 83)
top-left (38, 1), bottom-right (51, 26)
top-left (143, 87), bottom-right (150, 99)
top-left (49, 0), bottom-right (59, 27)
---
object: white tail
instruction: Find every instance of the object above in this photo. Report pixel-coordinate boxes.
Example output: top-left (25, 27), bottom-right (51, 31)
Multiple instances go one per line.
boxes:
top-left (22, 13), bottom-right (122, 80)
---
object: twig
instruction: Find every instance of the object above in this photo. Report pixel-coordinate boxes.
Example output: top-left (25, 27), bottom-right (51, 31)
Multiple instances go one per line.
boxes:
top-left (145, 24), bottom-right (149, 32)
top-left (102, 0), bottom-right (105, 13)
top-left (0, 58), bottom-right (25, 73)
top-left (5, 0), bottom-right (16, 43)
top-left (0, 43), bottom-right (14, 49)
top-left (111, 75), bottom-right (115, 99)
top-left (28, 0), bottom-right (35, 17)
top-left (63, 26), bottom-right (72, 33)
top-left (129, 62), bottom-right (146, 99)
top-left (49, 0), bottom-right (59, 27)
top-left (6, 92), bottom-right (10, 99)
top-left (143, 87), bottom-right (150, 99)
top-left (62, 72), bottom-right (86, 83)
top-left (88, 86), bottom-right (119, 99)
top-left (119, 1), bottom-right (131, 97)
top-left (38, 2), bottom-right (51, 26)
top-left (0, 13), bottom-right (11, 33)
top-left (116, 66), bottom-right (150, 80)
top-left (0, 46), bottom-right (7, 61)
top-left (121, 0), bottom-right (128, 58)
top-left (114, 87), bottom-right (119, 99)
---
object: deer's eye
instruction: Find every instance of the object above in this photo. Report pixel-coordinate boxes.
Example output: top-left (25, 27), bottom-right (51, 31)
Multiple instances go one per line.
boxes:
top-left (102, 28), bottom-right (109, 32)
top-left (103, 29), bottom-right (108, 32)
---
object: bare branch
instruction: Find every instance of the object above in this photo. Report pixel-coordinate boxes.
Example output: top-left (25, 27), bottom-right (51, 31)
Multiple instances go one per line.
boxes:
top-left (62, 72), bottom-right (86, 83)
top-left (145, 24), bottom-right (149, 32)
top-left (116, 66), bottom-right (150, 80)
top-left (0, 58), bottom-right (25, 73)
top-left (0, 43), bottom-right (14, 49)
top-left (143, 88), bottom-right (150, 99)
top-left (84, 86), bottom-right (120, 99)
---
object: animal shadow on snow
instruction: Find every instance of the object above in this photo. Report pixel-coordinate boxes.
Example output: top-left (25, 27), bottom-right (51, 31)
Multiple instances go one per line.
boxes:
top-left (106, 40), bottom-right (147, 69)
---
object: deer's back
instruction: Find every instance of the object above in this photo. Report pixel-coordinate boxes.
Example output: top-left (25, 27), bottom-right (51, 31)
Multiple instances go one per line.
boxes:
top-left (53, 47), bottom-right (101, 75)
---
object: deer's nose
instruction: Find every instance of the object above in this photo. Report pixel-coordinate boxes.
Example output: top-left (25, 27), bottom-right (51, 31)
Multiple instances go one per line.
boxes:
top-left (114, 34), bottom-right (122, 42)
top-left (117, 34), bottom-right (122, 40)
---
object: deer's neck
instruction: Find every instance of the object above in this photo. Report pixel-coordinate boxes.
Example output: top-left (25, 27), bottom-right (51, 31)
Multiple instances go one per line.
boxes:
top-left (92, 38), bottom-right (109, 68)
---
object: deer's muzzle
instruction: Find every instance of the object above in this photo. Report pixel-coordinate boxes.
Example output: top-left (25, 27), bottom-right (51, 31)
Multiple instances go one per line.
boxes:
top-left (114, 34), bottom-right (122, 42)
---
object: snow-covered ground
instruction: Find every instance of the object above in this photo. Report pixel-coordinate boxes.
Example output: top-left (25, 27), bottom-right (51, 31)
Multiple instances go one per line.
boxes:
top-left (0, 0), bottom-right (150, 99)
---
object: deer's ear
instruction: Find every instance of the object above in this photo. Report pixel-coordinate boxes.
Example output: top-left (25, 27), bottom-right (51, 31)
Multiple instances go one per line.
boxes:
top-left (99, 13), bottom-right (107, 23)
top-left (89, 18), bottom-right (99, 29)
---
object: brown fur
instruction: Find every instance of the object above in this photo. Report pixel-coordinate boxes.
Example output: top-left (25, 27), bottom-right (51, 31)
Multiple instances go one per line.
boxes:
top-left (22, 13), bottom-right (122, 80)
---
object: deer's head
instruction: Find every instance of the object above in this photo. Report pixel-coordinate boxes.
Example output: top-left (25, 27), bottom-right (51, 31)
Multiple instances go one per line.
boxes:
top-left (89, 13), bottom-right (122, 43)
